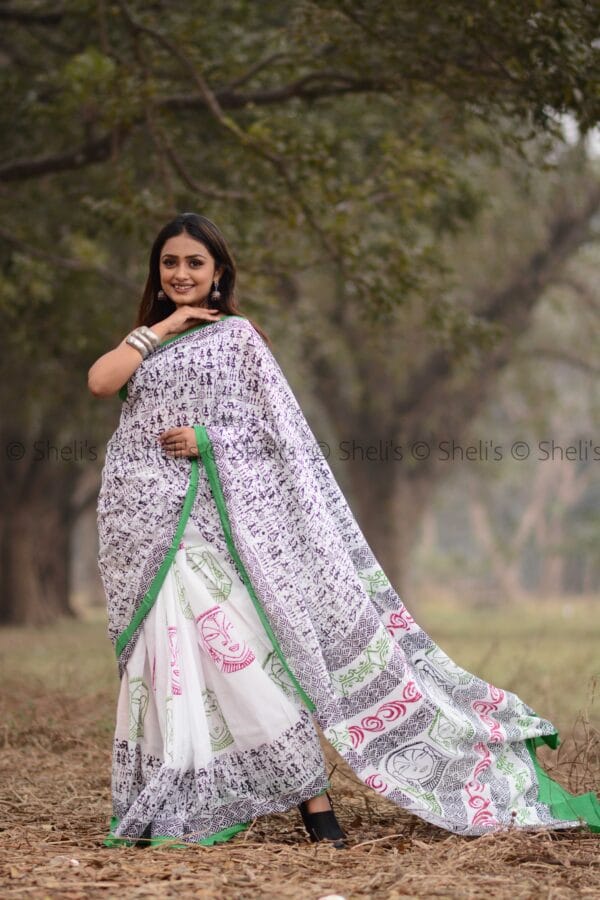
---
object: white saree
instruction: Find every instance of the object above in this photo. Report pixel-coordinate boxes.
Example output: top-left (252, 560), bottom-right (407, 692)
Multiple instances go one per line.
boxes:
top-left (98, 315), bottom-right (600, 846)
top-left (105, 516), bottom-right (330, 847)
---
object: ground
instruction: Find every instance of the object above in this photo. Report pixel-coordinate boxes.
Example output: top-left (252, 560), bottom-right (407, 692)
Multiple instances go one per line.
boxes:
top-left (1, 595), bottom-right (598, 898)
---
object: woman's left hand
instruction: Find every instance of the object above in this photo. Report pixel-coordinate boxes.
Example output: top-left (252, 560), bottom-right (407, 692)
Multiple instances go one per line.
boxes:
top-left (157, 426), bottom-right (199, 458)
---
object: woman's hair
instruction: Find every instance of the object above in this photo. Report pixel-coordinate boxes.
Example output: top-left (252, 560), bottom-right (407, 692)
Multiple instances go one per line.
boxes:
top-left (134, 212), bottom-right (271, 346)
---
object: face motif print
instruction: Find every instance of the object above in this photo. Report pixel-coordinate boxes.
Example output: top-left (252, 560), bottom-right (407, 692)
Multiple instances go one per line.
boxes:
top-left (195, 606), bottom-right (256, 673)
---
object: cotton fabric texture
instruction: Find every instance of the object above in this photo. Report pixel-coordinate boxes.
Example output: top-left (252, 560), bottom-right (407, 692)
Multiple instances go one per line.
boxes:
top-left (97, 314), bottom-right (600, 846)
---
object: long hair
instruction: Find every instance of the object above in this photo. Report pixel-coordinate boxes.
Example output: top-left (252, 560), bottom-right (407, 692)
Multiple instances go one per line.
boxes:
top-left (134, 212), bottom-right (271, 346)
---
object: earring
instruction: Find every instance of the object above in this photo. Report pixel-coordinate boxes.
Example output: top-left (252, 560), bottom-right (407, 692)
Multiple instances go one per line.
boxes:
top-left (210, 279), bottom-right (221, 302)
top-left (157, 289), bottom-right (166, 300)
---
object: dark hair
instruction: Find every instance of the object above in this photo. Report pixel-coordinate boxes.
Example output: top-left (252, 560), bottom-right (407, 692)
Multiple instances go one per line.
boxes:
top-left (134, 212), bottom-right (271, 346)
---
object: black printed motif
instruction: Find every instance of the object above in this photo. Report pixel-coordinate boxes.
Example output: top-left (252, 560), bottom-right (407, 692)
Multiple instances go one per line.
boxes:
top-left (98, 317), bottom-right (593, 838)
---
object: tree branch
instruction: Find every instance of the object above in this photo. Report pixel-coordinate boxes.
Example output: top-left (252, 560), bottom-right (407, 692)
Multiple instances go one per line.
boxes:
top-left (117, 1), bottom-right (344, 265)
top-left (0, 7), bottom-right (64, 26)
top-left (525, 347), bottom-right (600, 376)
top-left (0, 226), bottom-right (138, 291)
top-left (0, 130), bottom-right (123, 182)
top-left (220, 51), bottom-right (294, 92)
top-left (558, 274), bottom-right (600, 316)
top-left (160, 71), bottom-right (391, 111)
top-left (160, 135), bottom-right (252, 202)
top-left (393, 181), bottom-right (600, 445)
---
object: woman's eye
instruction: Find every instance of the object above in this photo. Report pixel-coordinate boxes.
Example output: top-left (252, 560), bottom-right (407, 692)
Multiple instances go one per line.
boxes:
top-left (161, 259), bottom-right (203, 267)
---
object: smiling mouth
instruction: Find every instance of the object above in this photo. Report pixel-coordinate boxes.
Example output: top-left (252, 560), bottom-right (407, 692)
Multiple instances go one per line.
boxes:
top-left (172, 285), bottom-right (195, 293)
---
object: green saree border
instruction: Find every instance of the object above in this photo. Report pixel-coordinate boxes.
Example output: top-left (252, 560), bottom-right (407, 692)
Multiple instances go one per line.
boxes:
top-left (192, 424), bottom-right (317, 714)
top-left (524, 733), bottom-right (600, 832)
top-left (104, 784), bottom-right (331, 848)
top-left (103, 815), bottom-right (251, 848)
top-left (114, 454), bottom-right (200, 659)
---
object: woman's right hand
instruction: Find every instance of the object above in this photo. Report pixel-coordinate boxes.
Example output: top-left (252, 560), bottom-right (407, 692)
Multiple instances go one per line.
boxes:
top-left (158, 304), bottom-right (223, 340)
top-left (88, 305), bottom-right (224, 398)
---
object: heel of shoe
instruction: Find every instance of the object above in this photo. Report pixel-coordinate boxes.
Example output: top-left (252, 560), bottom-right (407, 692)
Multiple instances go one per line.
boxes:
top-left (298, 795), bottom-right (347, 849)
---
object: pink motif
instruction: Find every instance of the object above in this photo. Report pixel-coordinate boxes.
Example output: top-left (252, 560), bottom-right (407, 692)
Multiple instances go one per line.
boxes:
top-left (152, 654), bottom-right (156, 692)
top-left (178, 540), bottom-right (185, 550)
top-left (385, 605), bottom-right (415, 635)
top-left (472, 741), bottom-right (493, 779)
top-left (365, 773), bottom-right (389, 794)
top-left (195, 605), bottom-right (256, 673)
top-left (490, 684), bottom-right (504, 703)
top-left (348, 682), bottom-right (422, 748)
top-left (472, 684), bottom-right (506, 742)
top-left (167, 626), bottom-right (182, 695)
top-left (463, 742), bottom-right (498, 827)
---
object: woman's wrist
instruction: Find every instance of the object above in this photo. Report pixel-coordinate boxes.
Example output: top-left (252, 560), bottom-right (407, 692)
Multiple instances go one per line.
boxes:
top-left (145, 320), bottom-right (171, 342)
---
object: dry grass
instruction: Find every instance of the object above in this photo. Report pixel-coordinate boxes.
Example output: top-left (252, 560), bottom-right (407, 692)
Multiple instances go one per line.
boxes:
top-left (0, 599), bottom-right (599, 899)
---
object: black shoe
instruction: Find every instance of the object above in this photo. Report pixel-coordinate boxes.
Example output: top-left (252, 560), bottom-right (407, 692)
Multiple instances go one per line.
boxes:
top-left (134, 823), bottom-right (153, 848)
top-left (298, 791), bottom-right (347, 849)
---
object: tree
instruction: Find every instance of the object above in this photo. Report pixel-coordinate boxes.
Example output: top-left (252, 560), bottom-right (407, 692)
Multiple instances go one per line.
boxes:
top-left (412, 242), bottom-right (600, 600)
top-left (1, 1), bottom-right (598, 621)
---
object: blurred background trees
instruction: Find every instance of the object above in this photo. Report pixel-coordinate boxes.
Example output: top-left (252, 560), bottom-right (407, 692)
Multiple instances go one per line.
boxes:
top-left (0, 1), bottom-right (598, 624)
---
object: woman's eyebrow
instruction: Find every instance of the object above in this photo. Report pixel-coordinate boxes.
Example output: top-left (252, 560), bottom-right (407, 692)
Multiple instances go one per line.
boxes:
top-left (161, 253), bottom-right (206, 259)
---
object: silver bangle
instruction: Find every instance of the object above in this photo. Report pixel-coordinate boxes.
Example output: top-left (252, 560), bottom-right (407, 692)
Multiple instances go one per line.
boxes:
top-left (125, 333), bottom-right (150, 359)
top-left (138, 326), bottom-right (161, 349)
top-left (125, 326), bottom-right (161, 359)
top-left (133, 331), bottom-right (155, 354)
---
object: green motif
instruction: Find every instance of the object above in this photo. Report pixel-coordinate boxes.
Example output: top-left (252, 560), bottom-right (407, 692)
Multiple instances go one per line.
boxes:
top-left (358, 568), bottom-right (390, 599)
top-left (516, 716), bottom-right (536, 729)
top-left (186, 545), bottom-right (233, 602)
top-left (428, 707), bottom-right (474, 753)
top-left (129, 677), bottom-right (149, 740)
top-left (496, 752), bottom-right (516, 777)
top-left (512, 806), bottom-right (536, 826)
top-left (497, 751), bottom-right (530, 796)
top-left (514, 770), bottom-right (528, 794)
top-left (331, 631), bottom-right (393, 698)
top-left (173, 564), bottom-right (194, 619)
top-left (262, 650), bottom-right (297, 698)
top-left (324, 724), bottom-right (354, 752)
top-left (202, 688), bottom-right (234, 751)
top-left (398, 784), bottom-right (443, 815)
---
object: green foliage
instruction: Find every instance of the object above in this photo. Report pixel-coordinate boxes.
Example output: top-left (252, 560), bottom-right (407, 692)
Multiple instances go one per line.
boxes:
top-left (0, 0), bottom-right (598, 432)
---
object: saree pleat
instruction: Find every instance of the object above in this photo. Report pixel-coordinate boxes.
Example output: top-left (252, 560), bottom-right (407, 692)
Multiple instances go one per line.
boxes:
top-left (104, 518), bottom-right (330, 847)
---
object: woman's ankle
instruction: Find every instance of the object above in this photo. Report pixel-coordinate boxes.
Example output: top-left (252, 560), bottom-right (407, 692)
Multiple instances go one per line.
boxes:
top-left (303, 792), bottom-right (332, 813)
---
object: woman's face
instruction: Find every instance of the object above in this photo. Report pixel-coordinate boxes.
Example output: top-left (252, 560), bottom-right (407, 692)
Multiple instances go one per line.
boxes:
top-left (159, 232), bottom-right (223, 307)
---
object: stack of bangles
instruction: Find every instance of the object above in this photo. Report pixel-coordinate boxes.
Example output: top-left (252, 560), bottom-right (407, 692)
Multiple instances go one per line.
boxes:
top-left (125, 326), bottom-right (161, 359)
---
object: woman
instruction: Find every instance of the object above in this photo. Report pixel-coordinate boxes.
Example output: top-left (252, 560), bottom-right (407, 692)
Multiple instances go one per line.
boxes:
top-left (90, 213), bottom-right (599, 849)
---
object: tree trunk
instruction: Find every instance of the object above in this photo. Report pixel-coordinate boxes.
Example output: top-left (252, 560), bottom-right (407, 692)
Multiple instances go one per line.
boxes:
top-left (467, 494), bottom-right (525, 601)
top-left (344, 447), bottom-right (435, 598)
top-left (0, 438), bottom-right (78, 626)
top-left (291, 185), bottom-right (600, 607)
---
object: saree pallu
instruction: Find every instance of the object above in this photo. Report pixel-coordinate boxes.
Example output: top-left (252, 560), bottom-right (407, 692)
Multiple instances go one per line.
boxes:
top-left (98, 315), bottom-right (600, 843)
